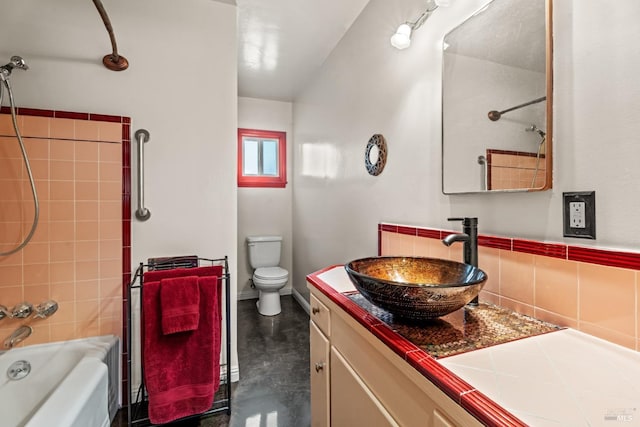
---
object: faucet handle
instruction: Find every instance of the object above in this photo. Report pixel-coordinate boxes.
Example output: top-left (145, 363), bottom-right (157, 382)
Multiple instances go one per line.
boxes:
top-left (11, 302), bottom-right (33, 319)
top-left (447, 217), bottom-right (477, 226)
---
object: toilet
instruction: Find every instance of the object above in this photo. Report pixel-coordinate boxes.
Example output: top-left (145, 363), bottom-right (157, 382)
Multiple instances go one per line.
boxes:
top-left (247, 235), bottom-right (289, 316)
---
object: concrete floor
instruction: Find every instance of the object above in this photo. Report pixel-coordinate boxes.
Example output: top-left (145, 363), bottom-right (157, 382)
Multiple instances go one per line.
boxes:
top-left (112, 296), bottom-right (310, 427)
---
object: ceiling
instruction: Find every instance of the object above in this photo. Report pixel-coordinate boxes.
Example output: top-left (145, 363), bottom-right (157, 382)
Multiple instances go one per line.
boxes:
top-left (445, 0), bottom-right (546, 73)
top-left (233, 0), bottom-right (370, 102)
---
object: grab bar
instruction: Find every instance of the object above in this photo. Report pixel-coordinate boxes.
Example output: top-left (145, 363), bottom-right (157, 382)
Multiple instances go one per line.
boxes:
top-left (135, 129), bottom-right (151, 221)
top-left (477, 155), bottom-right (487, 191)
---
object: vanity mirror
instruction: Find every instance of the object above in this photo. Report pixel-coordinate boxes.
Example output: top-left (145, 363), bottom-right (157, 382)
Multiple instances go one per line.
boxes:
top-left (442, 0), bottom-right (552, 194)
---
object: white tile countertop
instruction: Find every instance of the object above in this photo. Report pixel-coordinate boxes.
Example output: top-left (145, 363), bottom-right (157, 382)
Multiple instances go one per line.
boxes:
top-left (440, 329), bottom-right (640, 426)
top-left (314, 265), bottom-right (640, 427)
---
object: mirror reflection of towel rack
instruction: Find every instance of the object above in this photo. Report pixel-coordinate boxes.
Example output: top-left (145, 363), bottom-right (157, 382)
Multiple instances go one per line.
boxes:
top-left (135, 129), bottom-right (151, 221)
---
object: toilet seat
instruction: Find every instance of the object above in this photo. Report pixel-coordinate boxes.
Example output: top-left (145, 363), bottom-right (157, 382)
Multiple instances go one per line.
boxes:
top-left (254, 267), bottom-right (288, 281)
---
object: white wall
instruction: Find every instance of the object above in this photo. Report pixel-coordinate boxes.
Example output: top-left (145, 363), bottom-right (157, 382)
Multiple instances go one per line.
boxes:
top-left (292, 0), bottom-right (640, 300)
top-left (237, 97), bottom-right (293, 300)
top-left (0, 0), bottom-right (239, 379)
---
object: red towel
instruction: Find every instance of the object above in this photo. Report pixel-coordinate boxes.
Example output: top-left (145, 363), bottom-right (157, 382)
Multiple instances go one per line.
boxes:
top-left (160, 276), bottom-right (200, 334)
top-left (144, 266), bottom-right (222, 283)
top-left (143, 274), bottom-right (222, 424)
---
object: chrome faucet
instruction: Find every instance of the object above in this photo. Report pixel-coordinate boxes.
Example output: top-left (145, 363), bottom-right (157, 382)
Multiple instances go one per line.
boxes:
top-left (442, 217), bottom-right (479, 305)
top-left (4, 325), bottom-right (33, 348)
top-left (0, 303), bottom-right (33, 320)
top-left (34, 300), bottom-right (58, 319)
top-left (0, 300), bottom-right (58, 321)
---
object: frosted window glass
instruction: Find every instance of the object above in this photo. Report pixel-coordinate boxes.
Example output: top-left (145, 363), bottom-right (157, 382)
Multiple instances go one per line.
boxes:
top-left (243, 138), bottom-right (259, 175)
top-left (262, 139), bottom-right (278, 176)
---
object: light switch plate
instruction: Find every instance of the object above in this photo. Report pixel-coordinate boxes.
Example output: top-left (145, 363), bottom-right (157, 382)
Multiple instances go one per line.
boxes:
top-left (563, 191), bottom-right (596, 239)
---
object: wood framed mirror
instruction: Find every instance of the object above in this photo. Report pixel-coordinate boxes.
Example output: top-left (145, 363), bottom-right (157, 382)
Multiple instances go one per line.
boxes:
top-left (442, 0), bottom-right (553, 194)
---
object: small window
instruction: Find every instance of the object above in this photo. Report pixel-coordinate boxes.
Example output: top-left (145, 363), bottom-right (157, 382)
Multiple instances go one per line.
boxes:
top-left (238, 128), bottom-right (287, 188)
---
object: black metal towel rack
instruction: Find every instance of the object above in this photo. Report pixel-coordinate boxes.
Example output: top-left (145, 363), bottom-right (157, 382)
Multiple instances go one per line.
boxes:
top-left (126, 256), bottom-right (232, 426)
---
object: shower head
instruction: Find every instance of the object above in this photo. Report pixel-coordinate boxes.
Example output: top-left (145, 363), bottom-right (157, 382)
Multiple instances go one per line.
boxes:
top-left (0, 56), bottom-right (28, 81)
top-left (526, 124), bottom-right (546, 139)
top-left (9, 56), bottom-right (28, 71)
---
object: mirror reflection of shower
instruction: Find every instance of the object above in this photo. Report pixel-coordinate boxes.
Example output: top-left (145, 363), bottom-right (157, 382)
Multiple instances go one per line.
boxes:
top-left (0, 56), bottom-right (39, 256)
top-left (526, 124), bottom-right (546, 188)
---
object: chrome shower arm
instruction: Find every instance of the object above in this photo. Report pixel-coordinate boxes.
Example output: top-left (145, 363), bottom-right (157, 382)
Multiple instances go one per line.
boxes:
top-left (487, 96), bottom-right (547, 121)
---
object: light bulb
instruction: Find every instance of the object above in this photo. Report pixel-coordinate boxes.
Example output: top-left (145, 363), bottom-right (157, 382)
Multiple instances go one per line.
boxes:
top-left (390, 24), bottom-right (412, 50)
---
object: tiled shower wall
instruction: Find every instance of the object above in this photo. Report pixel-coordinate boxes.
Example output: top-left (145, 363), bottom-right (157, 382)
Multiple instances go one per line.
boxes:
top-left (487, 150), bottom-right (547, 190)
top-left (379, 223), bottom-right (640, 352)
top-left (0, 109), bottom-right (126, 345)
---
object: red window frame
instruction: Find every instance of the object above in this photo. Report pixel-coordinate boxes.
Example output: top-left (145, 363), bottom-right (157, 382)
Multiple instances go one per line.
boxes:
top-left (237, 128), bottom-right (287, 188)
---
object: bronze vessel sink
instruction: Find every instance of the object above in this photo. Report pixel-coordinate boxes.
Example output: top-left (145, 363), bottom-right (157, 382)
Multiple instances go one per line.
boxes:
top-left (345, 257), bottom-right (487, 321)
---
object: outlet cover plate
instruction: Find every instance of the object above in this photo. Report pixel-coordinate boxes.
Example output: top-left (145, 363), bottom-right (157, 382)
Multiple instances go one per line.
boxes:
top-left (563, 191), bottom-right (596, 239)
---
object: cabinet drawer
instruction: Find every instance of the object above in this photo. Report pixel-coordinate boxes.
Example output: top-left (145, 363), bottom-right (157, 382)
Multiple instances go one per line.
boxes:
top-left (310, 294), bottom-right (330, 336)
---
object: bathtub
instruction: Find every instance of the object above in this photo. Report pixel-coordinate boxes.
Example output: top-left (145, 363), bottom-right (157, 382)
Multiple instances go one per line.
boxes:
top-left (0, 335), bottom-right (120, 427)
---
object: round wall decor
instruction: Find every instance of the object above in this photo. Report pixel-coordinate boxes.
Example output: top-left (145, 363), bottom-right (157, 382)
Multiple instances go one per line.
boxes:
top-left (365, 134), bottom-right (387, 176)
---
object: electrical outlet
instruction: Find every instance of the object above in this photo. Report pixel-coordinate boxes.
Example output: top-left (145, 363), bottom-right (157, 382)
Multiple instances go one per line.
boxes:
top-left (569, 201), bottom-right (586, 228)
top-left (563, 191), bottom-right (596, 239)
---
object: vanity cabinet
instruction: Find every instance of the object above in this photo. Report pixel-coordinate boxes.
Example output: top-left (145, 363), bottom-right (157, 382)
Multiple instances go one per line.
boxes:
top-left (309, 286), bottom-right (482, 427)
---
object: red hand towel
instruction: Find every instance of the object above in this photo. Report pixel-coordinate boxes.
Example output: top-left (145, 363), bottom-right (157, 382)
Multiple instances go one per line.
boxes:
top-left (143, 275), bottom-right (222, 425)
top-left (160, 276), bottom-right (200, 335)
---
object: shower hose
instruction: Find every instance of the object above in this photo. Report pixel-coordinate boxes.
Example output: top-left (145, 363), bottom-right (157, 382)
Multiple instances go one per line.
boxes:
top-left (0, 79), bottom-right (39, 256)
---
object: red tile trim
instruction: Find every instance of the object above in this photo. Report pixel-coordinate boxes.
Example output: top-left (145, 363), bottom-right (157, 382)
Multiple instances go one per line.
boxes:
top-left (478, 235), bottom-right (512, 250)
top-left (407, 353), bottom-right (475, 403)
top-left (461, 391), bottom-right (528, 427)
top-left (568, 246), bottom-right (640, 270)
top-left (89, 113), bottom-right (122, 123)
top-left (17, 107), bottom-right (54, 117)
top-left (513, 239), bottom-right (566, 259)
top-left (417, 228), bottom-right (441, 239)
top-left (347, 302), bottom-right (382, 330)
top-left (487, 148), bottom-right (545, 159)
top-left (380, 222), bottom-right (640, 272)
top-left (54, 110), bottom-right (89, 120)
top-left (380, 223), bottom-right (398, 233)
top-left (120, 115), bottom-right (132, 400)
top-left (397, 225), bottom-right (417, 236)
top-left (122, 141), bottom-right (130, 167)
top-left (307, 266), bottom-right (383, 332)
top-left (370, 323), bottom-right (422, 359)
top-left (377, 229), bottom-right (382, 257)
top-left (122, 167), bottom-right (131, 195)
top-left (122, 195), bottom-right (131, 224)
top-left (122, 124), bottom-right (130, 141)
top-left (121, 326), bottom-right (128, 353)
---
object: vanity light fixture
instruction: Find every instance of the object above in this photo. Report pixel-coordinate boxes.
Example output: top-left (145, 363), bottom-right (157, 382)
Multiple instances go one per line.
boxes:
top-left (390, 0), bottom-right (451, 50)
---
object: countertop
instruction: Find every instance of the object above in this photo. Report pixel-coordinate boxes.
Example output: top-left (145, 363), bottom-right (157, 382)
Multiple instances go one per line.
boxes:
top-left (308, 265), bottom-right (640, 427)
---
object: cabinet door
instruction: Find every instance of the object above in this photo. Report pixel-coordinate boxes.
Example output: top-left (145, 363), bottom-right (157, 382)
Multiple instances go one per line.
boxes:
top-left (330, 348), bottom-right (400, 427)
top-left (310, 321), bottom-right (330, 427)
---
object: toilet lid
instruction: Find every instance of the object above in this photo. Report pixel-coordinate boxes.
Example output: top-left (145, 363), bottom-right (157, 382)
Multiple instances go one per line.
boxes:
top-left (254, 267), bottom-right (288, 280)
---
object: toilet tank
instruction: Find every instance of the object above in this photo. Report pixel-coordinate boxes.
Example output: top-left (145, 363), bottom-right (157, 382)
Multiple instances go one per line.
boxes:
top-left (246, 236), bottom-right (283, 268)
